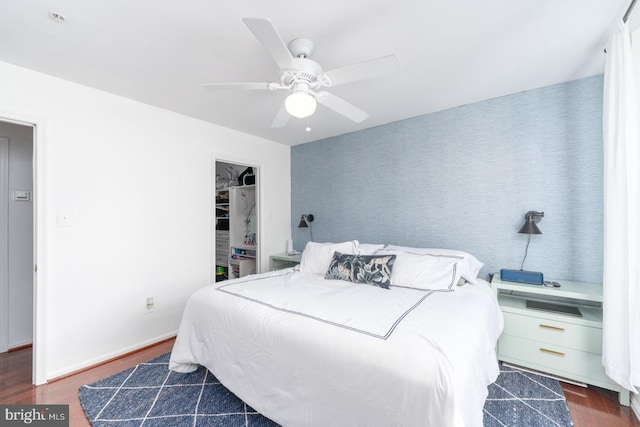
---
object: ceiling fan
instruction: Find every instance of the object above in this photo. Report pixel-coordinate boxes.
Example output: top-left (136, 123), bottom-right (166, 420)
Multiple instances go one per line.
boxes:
top-left (201, 18), bottom-right (400, 128)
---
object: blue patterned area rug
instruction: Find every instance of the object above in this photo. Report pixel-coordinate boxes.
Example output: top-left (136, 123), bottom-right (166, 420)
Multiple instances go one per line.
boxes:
top-left (484, 363), bottom-right (573, 426)
top-left (79, 354), bottom-right (572, 426)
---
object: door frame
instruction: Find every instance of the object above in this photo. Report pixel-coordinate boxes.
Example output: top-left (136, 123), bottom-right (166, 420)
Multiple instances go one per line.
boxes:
top-left (0, 138), bottom-right (8, 354)
top-left (0, 111), bottom-right (47, 385)
top-left (213, 158), bottom-right (261, 277)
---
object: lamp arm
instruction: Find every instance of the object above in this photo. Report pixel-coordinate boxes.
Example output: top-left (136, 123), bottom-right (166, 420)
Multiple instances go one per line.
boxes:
top-left (525, 211), bottom-right (544, 223)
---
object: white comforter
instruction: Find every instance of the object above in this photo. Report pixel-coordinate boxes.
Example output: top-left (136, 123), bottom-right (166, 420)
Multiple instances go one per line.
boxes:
top-left (169, 269), bottom-right (503, 426)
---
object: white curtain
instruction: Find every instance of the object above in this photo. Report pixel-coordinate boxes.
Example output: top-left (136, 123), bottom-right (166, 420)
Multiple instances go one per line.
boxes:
top-left (603, 19), bottom-right (640, 393)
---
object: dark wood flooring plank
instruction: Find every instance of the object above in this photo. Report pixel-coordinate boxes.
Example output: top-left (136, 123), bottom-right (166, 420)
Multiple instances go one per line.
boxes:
top-left (561, 382), bottom-right (640, 427)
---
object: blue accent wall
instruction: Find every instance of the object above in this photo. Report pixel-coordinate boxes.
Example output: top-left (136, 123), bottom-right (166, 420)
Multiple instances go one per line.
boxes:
top-left (291, 75), bottom-right (604, 282)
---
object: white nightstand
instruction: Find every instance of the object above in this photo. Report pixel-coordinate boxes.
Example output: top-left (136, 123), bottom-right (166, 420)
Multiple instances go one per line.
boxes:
top-left (491, 275), bottom-right (630, 406)
top-left (269, 253), bottom-right (302, 271)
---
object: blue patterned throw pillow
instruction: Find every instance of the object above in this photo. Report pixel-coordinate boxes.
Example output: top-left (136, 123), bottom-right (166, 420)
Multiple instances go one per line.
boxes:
top-left (325, 251), bottom-right (396, 289)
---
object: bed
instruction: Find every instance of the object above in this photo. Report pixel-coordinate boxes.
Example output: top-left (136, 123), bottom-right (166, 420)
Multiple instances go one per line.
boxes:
top-left (169, 241), bottom-right (504, 426)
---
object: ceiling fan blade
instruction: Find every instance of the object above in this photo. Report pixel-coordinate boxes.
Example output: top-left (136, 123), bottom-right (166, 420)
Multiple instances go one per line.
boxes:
top-left (243, 18), bottom-right (297, 71)
top-left (201, 82), bottom-right (273, 91)
top-left (271, 102), bottom-right (290, 128)
top-left (324, 54), bottom-right (400, 87)
top-left (318, 92), bottom-right (369, 123)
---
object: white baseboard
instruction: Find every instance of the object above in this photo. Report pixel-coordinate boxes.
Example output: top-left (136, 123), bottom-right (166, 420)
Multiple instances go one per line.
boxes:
top-left (47, 330), bottom-right (177, 381)
top-left (632, 392), bottom-right (640, 422)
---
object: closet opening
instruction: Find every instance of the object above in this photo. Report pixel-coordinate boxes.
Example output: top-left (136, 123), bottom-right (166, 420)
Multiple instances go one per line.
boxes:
top-left (213, 161), bottom-right (259, 282)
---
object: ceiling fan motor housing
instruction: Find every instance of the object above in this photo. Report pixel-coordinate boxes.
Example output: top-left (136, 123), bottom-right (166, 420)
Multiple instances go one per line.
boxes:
top-left (281, 57), bottom-right (324, 89)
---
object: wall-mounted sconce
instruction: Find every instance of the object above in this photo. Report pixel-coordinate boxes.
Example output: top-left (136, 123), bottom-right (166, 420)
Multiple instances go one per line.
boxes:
top-left (518, 211), bottom-right (544, 270)
top-left (298, 214), bottom-right (315, 241)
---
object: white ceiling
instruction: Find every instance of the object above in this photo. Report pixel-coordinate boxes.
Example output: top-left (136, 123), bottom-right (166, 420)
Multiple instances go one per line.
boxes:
top-left (0, 0), bottom-right (629, 146)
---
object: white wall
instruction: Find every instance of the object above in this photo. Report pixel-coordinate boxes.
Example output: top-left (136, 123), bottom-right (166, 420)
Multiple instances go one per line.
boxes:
top-left (0, 60), bottom-right (291, 379)
top-left (0, 122), bottom-right (34, 349)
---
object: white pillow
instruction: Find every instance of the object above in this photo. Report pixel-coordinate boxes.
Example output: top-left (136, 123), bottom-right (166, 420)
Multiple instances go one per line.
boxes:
top-left (299, 241), bottom-right (359, 275)
top-left (383, 245), bottom-right (484, 284)
top-left (357, 243), bottom-right (385, 255)
top-left (377, 249), bottom-right (461, 290)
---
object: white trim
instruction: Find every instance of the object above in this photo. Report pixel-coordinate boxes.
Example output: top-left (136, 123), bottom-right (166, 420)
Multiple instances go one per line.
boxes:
top-left (632, 392), bottom-right (640, 422)
top-left (0, 111), bottom-right (47, 385)
top-left (33, 121), bottom-right (46, 385)
top-left (46, 331), bottom-right (177, 380)
top-left (0, 137), bottom-right (8, 353)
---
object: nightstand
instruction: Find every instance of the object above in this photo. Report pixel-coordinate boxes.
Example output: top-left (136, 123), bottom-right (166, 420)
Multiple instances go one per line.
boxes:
top-left (491, 275), bottom-right (630, 406)
top-left (269, 253), bottom-right (302, 271)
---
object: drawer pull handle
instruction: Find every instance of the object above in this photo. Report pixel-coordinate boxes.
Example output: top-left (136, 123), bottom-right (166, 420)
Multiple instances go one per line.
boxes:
top-left (539, 324), bottom-right (565, 332)
top-left (540, 348), bottom-right (566, 357)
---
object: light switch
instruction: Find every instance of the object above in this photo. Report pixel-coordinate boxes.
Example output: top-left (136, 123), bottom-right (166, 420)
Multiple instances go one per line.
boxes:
top-left (57, 210), bottom-right (74, 227)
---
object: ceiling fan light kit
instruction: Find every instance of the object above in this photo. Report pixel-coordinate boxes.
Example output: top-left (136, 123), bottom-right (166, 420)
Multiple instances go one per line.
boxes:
top-left (201, 18), bottom-right (400, 127)
top-left (285, 91), bottom-right (316, 118)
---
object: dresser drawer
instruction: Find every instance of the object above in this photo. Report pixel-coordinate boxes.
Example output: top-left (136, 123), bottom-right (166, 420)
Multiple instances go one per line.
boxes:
top-left (502, 312), bottom-right (602, 354)
top-left (498, 335), bottom-right (613, 386)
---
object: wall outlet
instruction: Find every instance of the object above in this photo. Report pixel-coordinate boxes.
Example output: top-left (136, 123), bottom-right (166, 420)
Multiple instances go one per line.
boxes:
top-left (146, 297), bottom-right (154, 310)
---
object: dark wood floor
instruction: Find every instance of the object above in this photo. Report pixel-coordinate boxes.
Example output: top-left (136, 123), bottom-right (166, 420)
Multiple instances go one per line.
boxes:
top-left (0, 339), bottom-right (175, 427)
top-left (1, 338), bottom-right (638, 426)
top-left (562, 381), bottom-right (639, 427)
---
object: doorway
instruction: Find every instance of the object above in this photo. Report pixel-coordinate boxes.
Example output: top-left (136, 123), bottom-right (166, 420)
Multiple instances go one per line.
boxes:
top-left (213, 160), bottom-right (260, 282)
top-left (0, 126), bottom-right (34, 357)
top-left (0, 114), bottom-right (45, 385)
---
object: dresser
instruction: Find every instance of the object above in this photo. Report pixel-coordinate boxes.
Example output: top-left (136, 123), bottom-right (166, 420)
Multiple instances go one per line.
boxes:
top-left (491, 276), bottom-right (629, 406)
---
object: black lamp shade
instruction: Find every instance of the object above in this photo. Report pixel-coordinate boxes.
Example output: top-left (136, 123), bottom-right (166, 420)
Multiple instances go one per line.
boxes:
top-left (518, 221), bottom-right (542, 234)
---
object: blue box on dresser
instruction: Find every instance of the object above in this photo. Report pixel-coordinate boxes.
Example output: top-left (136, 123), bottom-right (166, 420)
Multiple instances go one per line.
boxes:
top-left (500, 269), bottom-right (544, 285)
